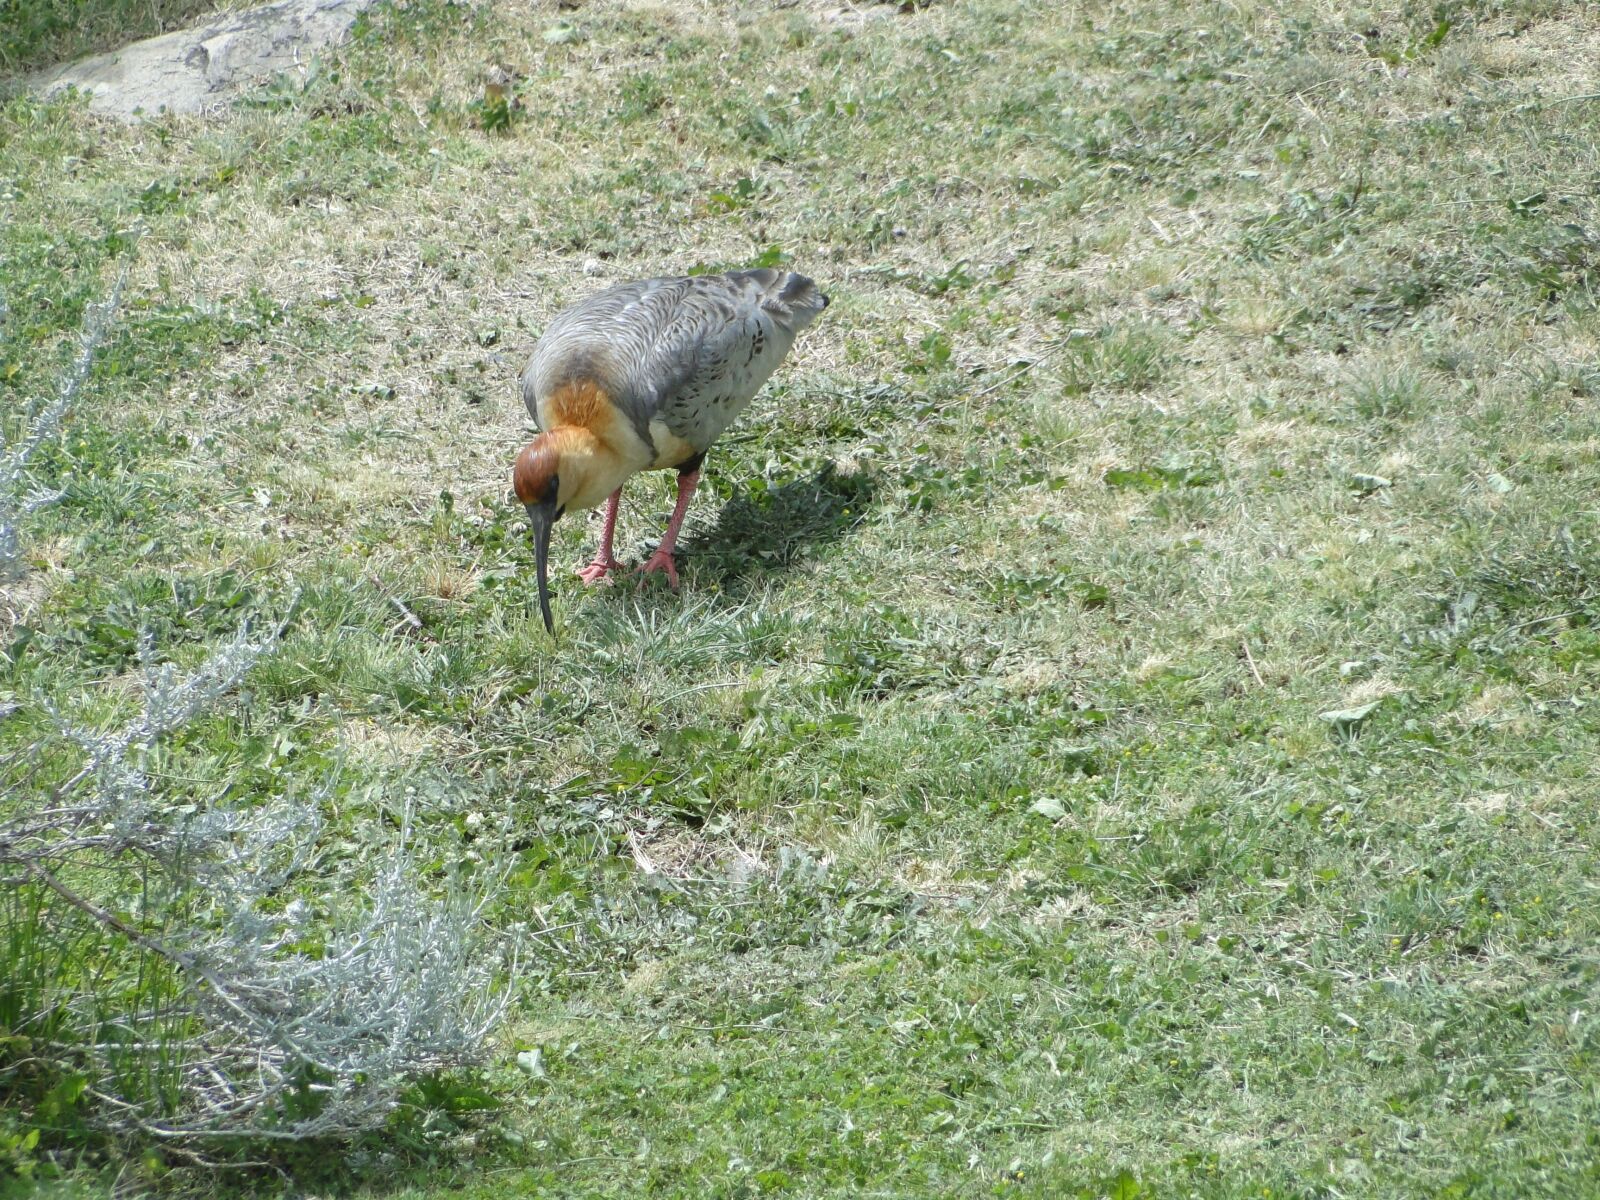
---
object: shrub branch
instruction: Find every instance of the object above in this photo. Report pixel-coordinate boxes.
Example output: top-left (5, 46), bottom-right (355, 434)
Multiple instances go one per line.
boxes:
top-left (0, 260), bottom-right (130, 581)
top-left (1, 608), bottom-right (510, 1146)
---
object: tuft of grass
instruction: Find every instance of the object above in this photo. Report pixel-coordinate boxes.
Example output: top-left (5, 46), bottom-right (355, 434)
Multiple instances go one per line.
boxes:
top-left (1060, 321), bottom-right (1173, 396)
top-left (1348, 364), bottom-right (1434, 423)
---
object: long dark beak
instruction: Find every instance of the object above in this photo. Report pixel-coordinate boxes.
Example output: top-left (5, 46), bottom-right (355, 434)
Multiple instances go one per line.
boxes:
top-left (526, 501), bottom-right (556, 634)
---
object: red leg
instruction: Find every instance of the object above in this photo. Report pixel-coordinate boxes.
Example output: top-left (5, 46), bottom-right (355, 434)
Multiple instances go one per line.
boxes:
top-left (638, 469), bottom-right (699, 589)
top-left (576, 488), bottom-right (622, 584)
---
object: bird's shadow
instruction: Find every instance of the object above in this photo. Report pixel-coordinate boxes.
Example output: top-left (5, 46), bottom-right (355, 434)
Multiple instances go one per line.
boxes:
top-left (674, 461), bottom-right (878, 588)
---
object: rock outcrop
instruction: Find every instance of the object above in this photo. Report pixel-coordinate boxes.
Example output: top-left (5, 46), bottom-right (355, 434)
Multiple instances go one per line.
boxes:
top-left (31, 0), bottom-right (376, 120)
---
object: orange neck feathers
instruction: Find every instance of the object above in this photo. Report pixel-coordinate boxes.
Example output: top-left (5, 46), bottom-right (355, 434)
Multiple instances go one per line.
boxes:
top-left (514, 381), bottom-right (639, 515)
top-left (545, 378), bottom-right (612, 435)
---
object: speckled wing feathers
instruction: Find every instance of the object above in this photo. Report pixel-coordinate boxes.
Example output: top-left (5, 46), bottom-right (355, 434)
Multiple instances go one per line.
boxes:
top-left (521, 269), bottom-right (827, 462)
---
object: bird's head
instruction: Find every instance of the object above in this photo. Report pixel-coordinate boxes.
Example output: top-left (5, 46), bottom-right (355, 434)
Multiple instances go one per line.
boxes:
top-left (514, 429), bottom-right (615, 634)
top-left (513, 437), bottom-right (567, 634)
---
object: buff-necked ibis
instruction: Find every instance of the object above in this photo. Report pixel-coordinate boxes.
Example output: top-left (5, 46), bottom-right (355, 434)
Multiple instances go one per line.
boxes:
top-left (514, 268), bottom-right (829, 632)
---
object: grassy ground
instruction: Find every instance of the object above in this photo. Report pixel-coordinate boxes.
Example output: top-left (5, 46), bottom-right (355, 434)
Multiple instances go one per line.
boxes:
top-left (0, 0), bottom-right (233, 75)
top-left (5, 0), bottom-right (1600, 1194)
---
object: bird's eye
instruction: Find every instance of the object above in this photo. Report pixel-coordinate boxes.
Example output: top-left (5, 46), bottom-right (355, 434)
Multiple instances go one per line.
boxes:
top-left (545, 474), bottom-right (560, 505)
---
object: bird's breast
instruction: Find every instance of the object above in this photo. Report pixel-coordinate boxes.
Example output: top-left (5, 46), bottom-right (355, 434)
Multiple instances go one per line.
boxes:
top-left (646, 419), bottom-right (703, 470)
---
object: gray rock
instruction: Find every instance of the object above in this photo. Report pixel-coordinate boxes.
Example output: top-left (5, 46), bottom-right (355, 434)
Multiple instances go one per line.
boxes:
top-left (30, 0), bottom-right (377, 121)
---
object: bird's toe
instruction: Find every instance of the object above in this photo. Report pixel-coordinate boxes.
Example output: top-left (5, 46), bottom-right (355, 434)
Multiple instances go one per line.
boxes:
top-left (576, 557), bottom-right (620, 585)
top-left (637, 552), bottom-right (680, 590)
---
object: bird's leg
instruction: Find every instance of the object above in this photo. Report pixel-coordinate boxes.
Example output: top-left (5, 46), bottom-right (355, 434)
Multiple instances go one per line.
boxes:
top-left (638, 467), bottom-right (700, 590)
top-left (576, 488), bottom-right (623, 585)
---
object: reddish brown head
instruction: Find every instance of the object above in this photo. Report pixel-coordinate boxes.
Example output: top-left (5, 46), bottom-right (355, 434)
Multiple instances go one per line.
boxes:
top-left (513, 439), bottom-right (560, 508)
top-left (514, 438), bottom-right (563, 634)
top-left (511, 421), bottom-right (616, 636)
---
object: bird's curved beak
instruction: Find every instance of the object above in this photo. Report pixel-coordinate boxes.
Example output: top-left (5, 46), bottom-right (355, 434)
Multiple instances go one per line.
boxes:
top-left (525, 499), bottom-right (558, 634)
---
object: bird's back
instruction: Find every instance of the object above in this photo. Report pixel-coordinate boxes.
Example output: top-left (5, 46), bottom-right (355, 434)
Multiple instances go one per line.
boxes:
top-left (521, 269), bottom-right (827, 460)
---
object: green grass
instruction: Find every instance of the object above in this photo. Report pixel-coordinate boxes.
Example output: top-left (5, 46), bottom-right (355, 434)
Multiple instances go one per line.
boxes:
top-left (6, 0), bottom-right (1600, 1194)
top-left (0, 0), bottom-right (231, 75)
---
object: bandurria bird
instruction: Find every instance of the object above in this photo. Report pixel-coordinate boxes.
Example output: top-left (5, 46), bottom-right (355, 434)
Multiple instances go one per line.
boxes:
top-left (513, 268), bottom-right (829, 633)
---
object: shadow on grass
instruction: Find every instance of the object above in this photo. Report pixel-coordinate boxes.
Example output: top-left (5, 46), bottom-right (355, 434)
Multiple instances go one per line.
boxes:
top-left (677, 461), bottom-right (879, 588)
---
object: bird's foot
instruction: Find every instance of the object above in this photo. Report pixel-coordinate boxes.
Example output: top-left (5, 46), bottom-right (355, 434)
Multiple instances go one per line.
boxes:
top-left (636, 549), bottom-right (680, 590)
top-left (576, 556), bottom-right (620, 585)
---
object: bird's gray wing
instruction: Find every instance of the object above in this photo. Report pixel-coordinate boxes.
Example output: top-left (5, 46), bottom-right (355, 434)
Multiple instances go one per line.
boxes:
top-left (522, 270), bottom-right (827, 454)
top-left (634, 270), bottom-right (829, 451)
